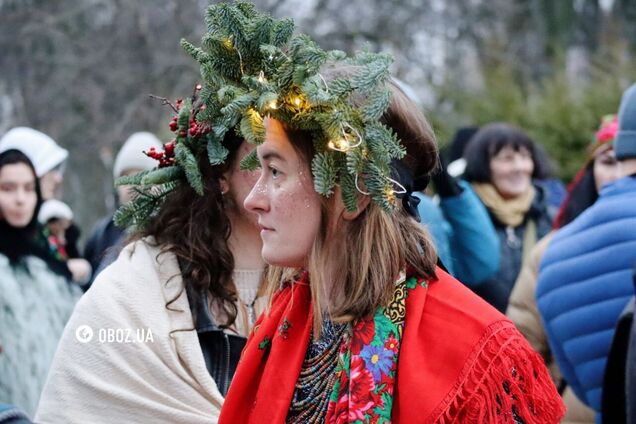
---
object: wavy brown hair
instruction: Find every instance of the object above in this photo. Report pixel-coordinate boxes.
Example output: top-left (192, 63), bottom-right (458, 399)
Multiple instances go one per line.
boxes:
top-left (133, 132), bottom-right (244, 328)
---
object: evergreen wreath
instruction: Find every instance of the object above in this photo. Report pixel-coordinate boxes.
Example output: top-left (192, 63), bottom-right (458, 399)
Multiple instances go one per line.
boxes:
top-left (115, 1), bottom-right (408, 230)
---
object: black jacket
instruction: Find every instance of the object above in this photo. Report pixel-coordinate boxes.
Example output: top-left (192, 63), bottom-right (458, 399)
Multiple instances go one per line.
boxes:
top-left (472, 184), bottom-right (553, 312)
top-left (185, 283), bottom-right (246, 396)
top-left (602, 261), bottom-right (636, 424)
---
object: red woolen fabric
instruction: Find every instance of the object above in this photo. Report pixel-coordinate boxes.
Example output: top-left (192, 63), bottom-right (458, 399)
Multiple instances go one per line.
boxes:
top-left (219, 269), bottom-right (565, 423)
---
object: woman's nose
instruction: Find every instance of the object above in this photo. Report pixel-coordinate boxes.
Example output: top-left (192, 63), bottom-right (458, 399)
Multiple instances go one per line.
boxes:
top-left (244, 178), bottom-right (269, 213)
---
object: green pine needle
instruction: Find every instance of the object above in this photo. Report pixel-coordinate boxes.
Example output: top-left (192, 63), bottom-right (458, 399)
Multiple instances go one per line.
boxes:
top-left (140, 166), bottom-right (184, 185)
top-left (207, 135), bottom-right (230, 166)
top-left (175, 143), bottom-right (204, 195)
top-left (239, 148), bottom-right (260, 171)
top-left (311, 152), bottom-right (337, 197)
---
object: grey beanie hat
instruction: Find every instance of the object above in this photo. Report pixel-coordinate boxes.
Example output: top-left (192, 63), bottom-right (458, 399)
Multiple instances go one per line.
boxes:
top-left (615, 82), bottom-right (636, 160)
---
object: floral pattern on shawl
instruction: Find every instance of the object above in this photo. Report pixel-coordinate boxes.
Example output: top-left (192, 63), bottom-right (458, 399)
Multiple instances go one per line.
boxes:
top-left (326, 274), bottom-right (427, 424)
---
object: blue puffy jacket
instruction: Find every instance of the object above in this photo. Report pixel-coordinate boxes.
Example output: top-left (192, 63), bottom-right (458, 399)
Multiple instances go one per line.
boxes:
top-left (537, 176), bottom-right (636, 420)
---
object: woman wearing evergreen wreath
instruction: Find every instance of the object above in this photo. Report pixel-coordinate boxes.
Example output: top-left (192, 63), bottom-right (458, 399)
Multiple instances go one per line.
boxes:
top-left (35, 128), bottom-right (265, 422)
top-left (36, 11), bottom-right (269, 424)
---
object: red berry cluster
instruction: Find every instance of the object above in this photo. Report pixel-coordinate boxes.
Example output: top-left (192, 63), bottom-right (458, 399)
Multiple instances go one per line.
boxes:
top-left (145, 140), bottom-right (176, 168)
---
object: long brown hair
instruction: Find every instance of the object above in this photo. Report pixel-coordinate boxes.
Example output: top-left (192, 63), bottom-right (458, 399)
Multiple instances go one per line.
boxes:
top-left (269, 79), bottom-right (440, 332)
top-left (133, 132), bottom-right (243, 328)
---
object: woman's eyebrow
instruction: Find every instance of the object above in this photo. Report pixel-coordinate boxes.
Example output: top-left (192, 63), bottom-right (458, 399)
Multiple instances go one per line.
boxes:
top-left (260, 151), bottom-right (287, 162)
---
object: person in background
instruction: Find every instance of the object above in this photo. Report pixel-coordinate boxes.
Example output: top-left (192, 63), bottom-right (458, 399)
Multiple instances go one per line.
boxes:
top-left (0, 404), bottom-right (32, 424)
top-left (507, 114), bottom-right (620, 424)
top-left (0, 149), bottom-right (80, 418)
top-left (443, 126), bottom-right (479, 177)
top-left (462, 123), bottom-right (554, 312)
top-left (537, 83), bottom-right (636, 422)
top-left (602, 260), bottom-right (636, 424)
top-left (0, 127), bottom-right (88, 268)
top-left (0, 128), bottom-right (67, 201)
top-left (387, 95), bottom-right (499, 286)
top-left (83, 132), bottom-right (162, 286)
top-left (415, 158), bottom-right (501, 286)
top-left (39, 199), bottom-right (75, 261)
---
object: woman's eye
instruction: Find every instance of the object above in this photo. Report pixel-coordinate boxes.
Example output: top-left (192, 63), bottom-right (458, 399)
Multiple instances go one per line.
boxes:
top-left (270, 166), bottom-right (280, 179)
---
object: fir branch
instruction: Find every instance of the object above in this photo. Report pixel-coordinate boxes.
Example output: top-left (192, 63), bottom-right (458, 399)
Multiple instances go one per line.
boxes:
top-left (360, 87), bottom-right (391, 122)
top-left (271, 18), bottom-right (295, 47)
top-left (256, 91), bottom-right (279, 112)
top-left (175, 143), bottom-right (204, 195)
top-left (340, 170), bottom-right (358, 212)
top-left (366, 122), bottom-right (406, 160)
top-left (240, 148), bottom-right (260, 171)
top-left (181, 39), bottom-right (211, 63)
top-left (207, 134), bottom-right (230, 166)
top-left (239, 109), bottom-right (265, 144)
top-left (140, 166), bottom-right (184, 185)
top-left (115, 169), bottom-right (153, 186)
top-left (311, 152), bottom-right (337, 197)
top-left (351, 57), bottom-right (392, 93)
top-left (221, 93), bottom-right (257, 116)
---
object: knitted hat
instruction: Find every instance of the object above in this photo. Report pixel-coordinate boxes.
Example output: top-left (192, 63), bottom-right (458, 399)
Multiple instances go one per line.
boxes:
top-left (38, 199), bottom-right (73, 224)
top-left (113, 132), bottom-right (163, 179)
top-left (615, 82), bottom-right (636, 160)
top-left (0, 127), bottom-right (68, 177)
top-left (589, 114), bottom-right (618, 158)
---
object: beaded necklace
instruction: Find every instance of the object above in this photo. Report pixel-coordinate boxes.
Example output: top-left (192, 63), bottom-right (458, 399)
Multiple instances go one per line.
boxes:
top-left (286, 319), bottom-right (350, 423)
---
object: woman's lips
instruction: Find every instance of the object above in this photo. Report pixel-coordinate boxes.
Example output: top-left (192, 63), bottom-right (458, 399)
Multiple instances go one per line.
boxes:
top-left (258, 223), bottom-right (275, 234)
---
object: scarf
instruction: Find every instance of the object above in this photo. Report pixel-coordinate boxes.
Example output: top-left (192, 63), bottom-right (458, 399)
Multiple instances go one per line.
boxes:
top-left (471, 183), bottom-right (535, 227)
top-left (0, 221), bottom-right (71, 279)
top-left (219, 269), bottom-right (565, 423)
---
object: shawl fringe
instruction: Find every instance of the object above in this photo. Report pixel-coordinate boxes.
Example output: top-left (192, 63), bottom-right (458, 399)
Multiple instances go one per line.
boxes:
top-left (432, 321), bottom-right (565, 423)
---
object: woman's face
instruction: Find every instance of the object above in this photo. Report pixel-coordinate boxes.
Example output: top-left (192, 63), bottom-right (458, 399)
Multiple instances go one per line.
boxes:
top-left (244, 118), bottom-right (322, 268)
top-left (0, 162), bottom-right (38, 228)
top-left (40, 165), bottom-right (64, 200)
top-left (489, 145), bottom-right (534, 199)
top-left (592, 145), bottom-right (620, 192)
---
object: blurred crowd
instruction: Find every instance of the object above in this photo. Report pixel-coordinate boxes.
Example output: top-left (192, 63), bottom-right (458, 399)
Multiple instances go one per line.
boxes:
top-left (1, 82), bottom-right (636, 423)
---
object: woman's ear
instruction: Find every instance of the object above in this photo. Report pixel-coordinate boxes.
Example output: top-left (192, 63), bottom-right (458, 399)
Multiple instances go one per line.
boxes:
top-left (219, 175), bottom-right (229, 195)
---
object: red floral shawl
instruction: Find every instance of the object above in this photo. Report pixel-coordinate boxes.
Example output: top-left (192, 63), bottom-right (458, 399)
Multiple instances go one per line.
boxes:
top-left (219, 268), bottom-right (565, 423)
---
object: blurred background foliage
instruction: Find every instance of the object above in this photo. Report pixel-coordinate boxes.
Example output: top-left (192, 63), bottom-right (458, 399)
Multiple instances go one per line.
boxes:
top-left (1, 0), bottom-right (635, 236)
